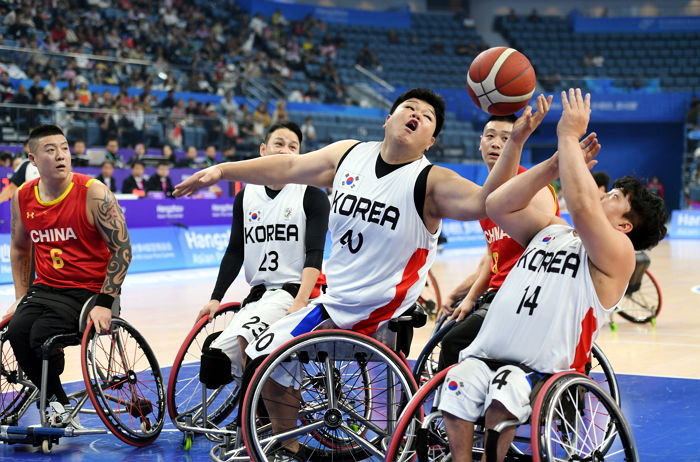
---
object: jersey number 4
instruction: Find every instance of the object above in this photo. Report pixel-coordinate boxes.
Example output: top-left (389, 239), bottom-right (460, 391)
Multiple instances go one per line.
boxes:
top-left (258, 251), bottom-right (279, 271)
top-left (516, 285), bottom-right (541, 316)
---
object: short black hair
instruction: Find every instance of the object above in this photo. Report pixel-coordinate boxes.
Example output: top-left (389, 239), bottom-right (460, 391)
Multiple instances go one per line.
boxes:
top-left (131, 160), bottom-right (145, 168)
top-left (27, 125), bottom-right (66, 152)
top-left (612, 176), bottom-right (668, 250)
top-left (100, 160), bottom-right (115, 168)
top-left (390, 88), bottom-right (445, 137)
top-left (592, 171), bottom-right (610, 190)
top-left (265, 121), bottom-right (303, 145)
top-left (486, 114), bottom-right (517, 125)
top-left (156, 160), bottom-right (171, 168)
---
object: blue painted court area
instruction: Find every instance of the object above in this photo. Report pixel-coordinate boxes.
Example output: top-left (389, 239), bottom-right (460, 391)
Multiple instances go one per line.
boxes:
top-left (2, 369), bottom-right (698, 461)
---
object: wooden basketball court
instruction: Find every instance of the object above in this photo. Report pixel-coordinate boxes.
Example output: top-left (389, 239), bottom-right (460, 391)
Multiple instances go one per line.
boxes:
top-left (2, 237), bottom-right (694, 383)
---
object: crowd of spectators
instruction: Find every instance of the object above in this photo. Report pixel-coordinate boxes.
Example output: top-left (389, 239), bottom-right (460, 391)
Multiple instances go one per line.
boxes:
top-left (0, 0), bottom-right (359, 151)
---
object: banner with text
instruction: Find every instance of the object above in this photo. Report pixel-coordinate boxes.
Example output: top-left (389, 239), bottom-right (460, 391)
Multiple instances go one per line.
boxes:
top-left (669, 210), bottom-right (700, 239)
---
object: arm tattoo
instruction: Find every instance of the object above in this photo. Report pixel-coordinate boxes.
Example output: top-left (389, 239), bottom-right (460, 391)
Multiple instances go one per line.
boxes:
top-left (93, 190), bottom-right (132, 295)
top-left (10, 199), bottom-right (33, 292)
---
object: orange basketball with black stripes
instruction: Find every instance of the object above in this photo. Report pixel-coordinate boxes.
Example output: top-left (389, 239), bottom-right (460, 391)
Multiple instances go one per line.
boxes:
top-left (466, 47), bottom-right (536, 115)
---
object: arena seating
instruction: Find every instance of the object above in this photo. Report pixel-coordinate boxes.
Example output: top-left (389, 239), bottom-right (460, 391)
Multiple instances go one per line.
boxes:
top-left (495, 15), bottom-right (700, 93)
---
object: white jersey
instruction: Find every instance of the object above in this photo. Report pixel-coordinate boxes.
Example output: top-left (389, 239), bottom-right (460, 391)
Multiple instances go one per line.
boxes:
top-left (242, 184), bottom-right (307, 289)
top-left (460, 224), bottom-right (618, 374)
top-left (317, 141), bottom-right (440, 334)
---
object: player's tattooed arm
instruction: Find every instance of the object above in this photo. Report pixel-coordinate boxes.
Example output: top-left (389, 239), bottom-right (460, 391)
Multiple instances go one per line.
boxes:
top-left (9, 195), bottom-right (33, 298)
top-left (91, 187), bottom-right (132, 296)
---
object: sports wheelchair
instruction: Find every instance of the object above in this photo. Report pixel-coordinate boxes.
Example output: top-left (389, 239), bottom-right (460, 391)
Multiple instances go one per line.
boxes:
top-left (611, 250), bottom-right (662, 329)
top-left (412, 318), bottom-right (620, 407)
top-left (0, 296), bottom-right (165, 453)
top-left (166, 302), bottom-right (242, 450)
top-left (385, 366), bottom-right (638, 462)
top-left (200, 305), bottom-right (428, 462)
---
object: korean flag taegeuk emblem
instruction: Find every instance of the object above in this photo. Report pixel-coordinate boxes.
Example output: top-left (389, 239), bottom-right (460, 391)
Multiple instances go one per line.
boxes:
top-left (248, 210), bottom-right (262, 223)
top-left (341, 172), bottom-right (361, 189)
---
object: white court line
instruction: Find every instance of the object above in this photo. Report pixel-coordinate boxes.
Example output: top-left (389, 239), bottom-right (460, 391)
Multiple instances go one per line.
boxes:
top-left (616, 371), bottom-right (700, 381)
top-left (601, 339), bottom-right (700, 348)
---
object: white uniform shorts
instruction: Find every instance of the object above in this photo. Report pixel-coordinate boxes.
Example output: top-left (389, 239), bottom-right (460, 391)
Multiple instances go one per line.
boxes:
top-left (245, 303), bottom-right (331, 389)
top-left (211, 289), bottom-right (294, 380)
top-left (438, 357), bottom-right (543, 424)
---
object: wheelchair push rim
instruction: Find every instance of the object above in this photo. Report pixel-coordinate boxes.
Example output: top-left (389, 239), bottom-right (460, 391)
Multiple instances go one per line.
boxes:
top-left (530, 372), bottom-right (638, 462)
top-left (166, 302), bottom-right (241, 433)
top-left (241, 329), bottom-right (418, 462)
top-left (81, 317), bottom-right (166, 446)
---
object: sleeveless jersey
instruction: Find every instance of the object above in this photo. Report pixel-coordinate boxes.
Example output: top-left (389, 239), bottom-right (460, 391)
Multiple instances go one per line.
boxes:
top-left (479, 166), bottom-right (559, 290)
top-left (242, 184), bottom-right (307, 288)
top-left (460, 224), bottom-right (618, 374)
top-left (319, 141), bottom-right (440, 334)
top-left (17, 173), bottom-right (110, 292)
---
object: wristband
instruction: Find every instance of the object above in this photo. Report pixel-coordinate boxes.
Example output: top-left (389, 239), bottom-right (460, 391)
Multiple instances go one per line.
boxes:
top-left (95, 293), bottom-right (115, 308)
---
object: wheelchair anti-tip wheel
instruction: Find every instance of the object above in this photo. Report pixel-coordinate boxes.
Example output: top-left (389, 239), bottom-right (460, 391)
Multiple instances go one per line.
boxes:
top-left (167, 303), bottom-right (241, 443)
top-left (240, 329), bottom-right (418, 462)
top-left (82, 317), bottom-right (165, 446)
top-left (531, 372), bottom-right (638, 462)
top-left (0, 316), bottom-right (36, 426)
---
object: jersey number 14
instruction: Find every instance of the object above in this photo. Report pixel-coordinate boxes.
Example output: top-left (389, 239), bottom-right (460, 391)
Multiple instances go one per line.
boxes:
top-left (516, 285), bottom-right (541, 316)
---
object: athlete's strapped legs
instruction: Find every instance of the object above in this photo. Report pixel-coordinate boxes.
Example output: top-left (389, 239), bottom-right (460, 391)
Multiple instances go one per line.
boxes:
top-left (6, 286), bottom-right (86, 405)
top-left (211, 289), bottom-right (294, 381)
top-left (245, 303), bottom-right (330, 454)
top-left (438, 358), bottom-right (536, 462)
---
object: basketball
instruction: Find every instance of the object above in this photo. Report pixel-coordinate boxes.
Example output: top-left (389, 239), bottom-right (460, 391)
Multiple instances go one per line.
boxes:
top-left (466, 47), bottom-right (536, 116)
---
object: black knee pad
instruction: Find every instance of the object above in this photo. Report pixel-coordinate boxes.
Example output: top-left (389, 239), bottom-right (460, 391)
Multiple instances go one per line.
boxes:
top-left (199, 332), bottom-right (234, 389)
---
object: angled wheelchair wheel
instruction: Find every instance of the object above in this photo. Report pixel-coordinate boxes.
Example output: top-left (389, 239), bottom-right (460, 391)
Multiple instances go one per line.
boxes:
top-left (240, 329), bottom-right (418, 462)
top-left (589, 343), bottom-right (620, 406)
top-left (82, 317), bottom-right (166, 446)
top-left (418, 270), bottom-right (442, 320)
top-left (617, 270), bottom-right (662, 324)
top-left (412, 319), bottom-right (455, 387)
top-left (167, 303), bottom-right (241, 434)
top-left (0, 316), bottom-right (36, 425)
top-left (386, 366), bottom-right (454, 462)
top-left (531, 372), bottom-right (638, 462)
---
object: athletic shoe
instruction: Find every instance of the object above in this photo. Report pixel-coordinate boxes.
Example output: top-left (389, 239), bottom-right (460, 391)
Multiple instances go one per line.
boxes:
top-left (272, 447), bottom-right (304, 462)
top-left (47, 401), bottom-right (82, 429)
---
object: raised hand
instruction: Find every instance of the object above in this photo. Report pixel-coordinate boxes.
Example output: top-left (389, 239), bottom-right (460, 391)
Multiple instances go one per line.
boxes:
top-left (549, 132), bottom-right (601, 171)
top-left (557, 88), bottom-right (591, 139)
top-left (173, 166), bottom-right (224, 197)
top-left (510, 94), bottom-right (554, 145)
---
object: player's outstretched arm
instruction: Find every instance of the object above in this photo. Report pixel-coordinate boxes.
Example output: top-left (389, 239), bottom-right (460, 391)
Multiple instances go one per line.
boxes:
top-left (426, 95), bottom-right (552, 224)
top-left (173, 139), bottom-right (359, 197)
top-left (89, 182), bottom-right (132, 333)
top-left (557, 89), bottom-right (635, 286)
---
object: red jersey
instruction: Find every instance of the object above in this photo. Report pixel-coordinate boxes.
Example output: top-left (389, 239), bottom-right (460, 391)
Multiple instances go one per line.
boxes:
top-left (479, 166), bottom-right (559, 290)
top-left (18, 173), bottom-right (111, 292)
